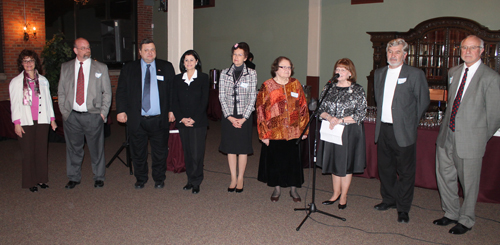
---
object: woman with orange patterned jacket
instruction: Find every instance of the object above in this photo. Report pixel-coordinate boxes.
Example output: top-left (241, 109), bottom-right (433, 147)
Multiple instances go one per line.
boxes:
top-left (256, 56), bottom-right (309, 203)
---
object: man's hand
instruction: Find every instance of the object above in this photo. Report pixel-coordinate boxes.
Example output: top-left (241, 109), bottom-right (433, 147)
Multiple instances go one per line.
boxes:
top-left (117, 112), bottom-right (127, 123)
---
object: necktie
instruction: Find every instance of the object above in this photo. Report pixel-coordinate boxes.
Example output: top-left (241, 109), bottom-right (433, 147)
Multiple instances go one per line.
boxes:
top-left (76, 62), bottom-right (85, 106)
top-left (142, 64), bottom-right (151, 112)
top-left (449, 67), bottom-right (468, 132)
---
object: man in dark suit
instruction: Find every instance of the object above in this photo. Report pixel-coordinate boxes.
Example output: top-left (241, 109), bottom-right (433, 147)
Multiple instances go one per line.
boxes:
top-left (116, 39), bottom-right (175, 189)
top-left (58, 37), bottom-right (112, 189)
top-left (373, 38), bottom-right (430, 223)
top-left (433, 35), bottom-right (500, 235)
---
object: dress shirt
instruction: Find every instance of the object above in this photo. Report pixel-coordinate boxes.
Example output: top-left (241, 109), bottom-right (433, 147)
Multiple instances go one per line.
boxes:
top-left (381, 65), bottom-right (402, 123)
top-left (454, 59), bottom-right (481, 98)
top-left (141, 59), bottom-right (160, 116)
top-left (73, 58), bottom-right (91, 112)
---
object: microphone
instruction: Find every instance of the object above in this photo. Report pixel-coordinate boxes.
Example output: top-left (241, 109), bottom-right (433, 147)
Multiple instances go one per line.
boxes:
top-left (332, 73), bottom-right (340, 80)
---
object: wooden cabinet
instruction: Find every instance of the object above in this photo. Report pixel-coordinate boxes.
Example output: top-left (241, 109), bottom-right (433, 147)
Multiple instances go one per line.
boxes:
top-left (366, 17), bottom-right (500, 106)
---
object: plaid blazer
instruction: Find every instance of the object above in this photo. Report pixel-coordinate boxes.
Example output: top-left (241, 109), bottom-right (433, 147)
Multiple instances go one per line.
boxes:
top-left (218, 64), bottom-right (257, 119)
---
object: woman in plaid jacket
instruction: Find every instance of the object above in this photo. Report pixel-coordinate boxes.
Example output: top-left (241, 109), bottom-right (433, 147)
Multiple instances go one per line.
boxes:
top-left (218, 42), bottom-right (257, 193)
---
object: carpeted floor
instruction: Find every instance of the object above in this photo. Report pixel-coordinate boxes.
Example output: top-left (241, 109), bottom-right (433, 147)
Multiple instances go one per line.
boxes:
top-left (1, 112), bottom-right (499, 244)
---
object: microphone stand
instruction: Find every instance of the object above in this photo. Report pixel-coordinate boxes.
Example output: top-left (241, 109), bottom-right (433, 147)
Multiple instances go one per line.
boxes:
top-left (294, 79), bottom-right (345, 231)
top-left (106, 123), bottom-right (133, 175)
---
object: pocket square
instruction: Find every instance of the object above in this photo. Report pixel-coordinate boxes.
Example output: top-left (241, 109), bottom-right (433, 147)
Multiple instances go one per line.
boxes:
top-left (397, 78), bottom-right (407, 84)
top-left (95, 72), bottom-right (102, 78)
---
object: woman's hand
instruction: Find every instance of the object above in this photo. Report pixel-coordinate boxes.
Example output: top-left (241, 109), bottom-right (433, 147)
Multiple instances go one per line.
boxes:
top-left (168, 112), bottom-right (176, 122)
top-left (50, 121), bottom-right (58, 131)
top-left (234, 118), bottom-right (246, 127)
top-left (262, 138), bottom-right (270, 146)
top-left (328, 117), bottom-right (340, 130)
top-left (181, 118), bottom-right (195, 127)
top-left (301, 135), bottom-right (308, 140)
top-left (228, 116), bottom-right (241, 128)
top-left (14, 124), bottom-right (24, 138)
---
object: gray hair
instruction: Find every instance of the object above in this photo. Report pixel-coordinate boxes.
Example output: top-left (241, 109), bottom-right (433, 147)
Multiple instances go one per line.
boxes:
top-left (386, 38), bottom-right (409, 54)
top-left (461, 35), bottom-right (484, 48)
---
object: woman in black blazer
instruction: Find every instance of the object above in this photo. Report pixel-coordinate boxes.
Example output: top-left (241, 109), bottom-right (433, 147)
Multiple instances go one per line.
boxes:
top-left (172, 50), bottom-right (209, 194)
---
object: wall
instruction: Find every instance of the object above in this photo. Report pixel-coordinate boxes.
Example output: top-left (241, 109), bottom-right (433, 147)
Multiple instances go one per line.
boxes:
top-left (153, 0), bottom-right (309, 88)
top-left (152, 0), bottom-right (500, 92)
top-left (0, 0), bottom-right (46, 101)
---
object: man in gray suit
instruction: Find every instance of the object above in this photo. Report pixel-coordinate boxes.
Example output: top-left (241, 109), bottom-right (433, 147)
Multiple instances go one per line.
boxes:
top-left (373, 38), bottom-right (430, 223)
top-left (58, 37), bottom-right (112, 189)
top-left (433, 35), bottom-right (500, 235)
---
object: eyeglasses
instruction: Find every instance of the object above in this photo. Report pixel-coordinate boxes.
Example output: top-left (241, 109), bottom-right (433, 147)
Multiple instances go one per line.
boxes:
top-left (335, 68), bottom-right (349, 73)
top-left (77, 47), bottom-right (91, 51)
top-left (279, 66), bottom-right (292, 70)
top-left (460, 46), bottom-right (482, 51)
top-left (22, 59), bottom-right (35, 64)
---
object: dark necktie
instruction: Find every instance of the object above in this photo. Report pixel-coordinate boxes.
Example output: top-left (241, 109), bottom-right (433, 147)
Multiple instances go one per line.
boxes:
top-left (142, 64), bottom-right (151, 112)
top-left (449, 67), bottom-right (468, 132)
top-left (76, 62), bottom-right (85, 106)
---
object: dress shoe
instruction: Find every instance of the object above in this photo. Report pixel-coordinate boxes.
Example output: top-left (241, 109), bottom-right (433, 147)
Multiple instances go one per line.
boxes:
top-left (29, 186), bottom-right (38, 192)
top-left (65, 181), bottom-right (80, 189)
top-left (37, 183), bottom-right (49, 189)
top-left (374, 202), bottom-right (396, 211)
top-left (134, 181), bottom-right (145, 189)
top-left (192, 185), bottom-right (200, 194)
top-left (94, 180), bottom-right (104, 188)
top-left (289, 191), bottom-right (301, 203)
top-left (449, 223), bottom-right (471, 235)
top-left (183, 183), bottom-right (194, 190)
top-left (397, 212), bottom-right (410, 223)
top-left (338, 202), bottom-right (347, 210)
top-left (235, 182), bottom-right (244, 193)
top-left (270, 195), bottom-right (280, 202)
top-left (154, 181), bottom-right (165, 189)
top-left (433, 217), bottom-right (458, 226)
top-left (227, 184), bottom-right (236, 192)
top-left (322, 196), bottom-right (340, 205)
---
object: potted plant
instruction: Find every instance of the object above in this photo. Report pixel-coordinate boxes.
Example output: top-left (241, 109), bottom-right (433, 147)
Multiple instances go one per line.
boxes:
top-left (41, 33), bottom-right (73, 96)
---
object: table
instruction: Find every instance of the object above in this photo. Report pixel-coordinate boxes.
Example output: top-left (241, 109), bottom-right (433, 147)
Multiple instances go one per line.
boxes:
top-left (357, 122), bottom-right (500, 203)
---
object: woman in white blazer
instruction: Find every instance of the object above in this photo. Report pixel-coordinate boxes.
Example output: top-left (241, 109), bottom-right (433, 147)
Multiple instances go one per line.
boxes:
top-left (9, 49), bottom-right (57, 192)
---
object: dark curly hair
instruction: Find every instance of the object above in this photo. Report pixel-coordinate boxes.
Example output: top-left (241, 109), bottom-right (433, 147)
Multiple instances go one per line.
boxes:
top-left (179, 50), bottom-right (202, 73)
top-left (270, 56), bottom-right (294, 78)
top-left (17, 49), bottom-right (43, 74)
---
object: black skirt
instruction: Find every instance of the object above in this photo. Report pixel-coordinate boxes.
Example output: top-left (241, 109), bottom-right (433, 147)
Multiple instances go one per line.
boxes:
top-left (316, 122), bottom-right (366, 176)
top-left (219, 114), bottom-right (253, 154)
top-left (258, 139), bottom-right (304, 187)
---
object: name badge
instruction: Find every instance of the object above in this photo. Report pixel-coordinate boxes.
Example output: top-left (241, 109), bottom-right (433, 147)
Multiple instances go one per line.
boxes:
top-left (240, 82), bottom-right (249, 88)
top-left (157, 75), bottom-right (164, 81)
top-left (95, 72), bottom-right (102, 78)
top-left (291, 92), bottom-right (298, 98)
top-left (397, 78), bottom-right (407, 84)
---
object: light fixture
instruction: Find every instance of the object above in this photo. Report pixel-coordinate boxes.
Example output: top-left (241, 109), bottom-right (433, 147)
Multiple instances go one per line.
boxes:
top-left (23, 25), bottom-right (36, 41)
top-left (74, 0), bottom-right (89, 5)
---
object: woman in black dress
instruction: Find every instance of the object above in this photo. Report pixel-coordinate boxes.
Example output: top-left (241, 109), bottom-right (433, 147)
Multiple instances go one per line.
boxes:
top-left (218, 42), bottom-right (257, 193)
top-left (317, 58), bottom-right (367, 209)
top-left (172, 50), bottom-right (209, 194)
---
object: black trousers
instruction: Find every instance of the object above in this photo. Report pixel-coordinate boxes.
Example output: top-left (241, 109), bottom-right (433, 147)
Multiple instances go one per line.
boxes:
top-left (377, 123), bottom-right (416, 213)
top-left (179, 127), bottom-right (207, 186)
top-left (129, 116), bottom-right (169, 183)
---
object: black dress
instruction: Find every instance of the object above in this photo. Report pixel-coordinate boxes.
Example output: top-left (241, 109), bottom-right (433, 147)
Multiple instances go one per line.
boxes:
top-left (316, 84), bottom-right (367, 176)
top-left (219, 65), bottom-right (253, 155)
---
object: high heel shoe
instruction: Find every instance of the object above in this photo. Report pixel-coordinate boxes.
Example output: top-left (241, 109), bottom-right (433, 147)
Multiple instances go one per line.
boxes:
top-left (227, 184), bottom-right (236, 192)
top-left (235, 181), bottom-right (244, 193)
top-left (289, 191), bottom-right (301, 203)
top-left (322, 196), bottom-right (340, 205)
top-left (37, 183), bottom-right (49, 189)
top-left (29, 186), bottom-right (38, 192)
top-left (338, 202), bottom-right (347, 209)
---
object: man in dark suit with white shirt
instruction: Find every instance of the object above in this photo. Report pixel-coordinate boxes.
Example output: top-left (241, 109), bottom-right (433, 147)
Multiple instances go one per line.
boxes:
top-left (116, 39), bottom-right (176, 189)
top-left (433, 35), bottom-right (500, 235)
top-left (373, 38), bottom-right (430, 223)
top-left (58, 37), bottom-right (112, 189)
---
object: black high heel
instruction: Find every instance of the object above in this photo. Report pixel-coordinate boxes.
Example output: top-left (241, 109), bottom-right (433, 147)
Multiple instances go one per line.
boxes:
top-left (322, 196), bottom-right (340, 205)
top-left (235, 181), bottom-right (244, 193)
top-left (227, 186), bottom-right (236, 192)
top-left (338, 202), bottom-right (347, 210)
